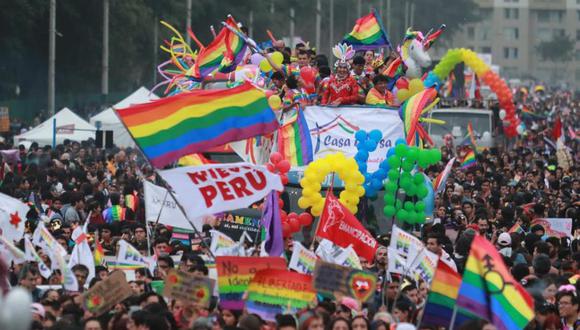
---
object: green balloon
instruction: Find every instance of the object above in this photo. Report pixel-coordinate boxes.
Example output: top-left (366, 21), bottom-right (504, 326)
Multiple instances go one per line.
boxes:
top-left (388, 156), bottom-right (401, 169)
top-left (385, 181), bottom-right (397, 193)
top-left (396, 209), bottom-right (408, 221)
top-left (384, 194), bottom-right (396, 206)
top-left (417, 212), bottom-right (426, 224)
top-left (417, 186), bottom-right (428, 199)
top-left (388, 169), bottom-right (400, 181)
top-left (395, 144), bottom-right (408, 158)
top-left (401, 172), bottom-right (412, 181)
top-left (415, 201), bottom-right (426, 212)
top-left (395, 200), bottom-right (403, 210)
top-left (400, 178), bottom-right (411, 190)
top-left (413, 173), bottom-right (424, 185)
top-left (404, 201), bottom-right (414, 211)
top-left (402, 159), bottom-right (415, 172)
top-left (408, 210), bottom-right (417, 224)
top-left (384, 205), bottom-right (396, 217)
top-left (405, 184), bottom-right (416, 196)
top-left (406, 148), bottom-right (417, 162)
top-left (432, 149), bottom-right (442, 162)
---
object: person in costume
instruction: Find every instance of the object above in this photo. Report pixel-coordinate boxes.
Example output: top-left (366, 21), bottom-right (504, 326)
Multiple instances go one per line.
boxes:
top-left (321, 44), bottom-right (359, 106)
top-left (351, 55), bottom-right (373, 103)
top-left (365, 74), bottom-right (395, 106)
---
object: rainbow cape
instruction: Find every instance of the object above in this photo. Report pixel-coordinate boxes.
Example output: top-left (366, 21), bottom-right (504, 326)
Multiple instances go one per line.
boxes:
top-left (277, 109), bottom-right (313, 167)
top-left (365, 87), bottom-right (385, 105)
top-left (342, 10), bottom-right (391, 50)
top-left (461, 150), bottom-right (476, 169)
top-left (116, 82), bottom-right (279, 168)
top-left (190, 17), bottom-right (247, 80)
top-left (421, 261), bottom-right (474, 328)
top-left (456, 235), bottom-right (534, 330)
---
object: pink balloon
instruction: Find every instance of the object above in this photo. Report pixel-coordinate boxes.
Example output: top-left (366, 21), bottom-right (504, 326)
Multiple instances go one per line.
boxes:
top-left (250, 53), bottom-right (264, 65)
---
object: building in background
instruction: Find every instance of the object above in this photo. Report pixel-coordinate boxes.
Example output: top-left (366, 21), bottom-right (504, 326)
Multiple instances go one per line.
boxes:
top-left (448, 0), bottom-right (580, 89)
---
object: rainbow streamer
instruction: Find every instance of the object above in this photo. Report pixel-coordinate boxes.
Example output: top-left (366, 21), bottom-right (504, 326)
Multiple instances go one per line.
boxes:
top-left (398, 87), bottom-right (439, 146)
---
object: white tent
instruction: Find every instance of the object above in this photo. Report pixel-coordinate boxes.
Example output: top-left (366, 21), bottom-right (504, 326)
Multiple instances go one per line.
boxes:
top-left (15, 108), bottom-right (97, 146)
top-left (90, 87), bottom-right (158, 148)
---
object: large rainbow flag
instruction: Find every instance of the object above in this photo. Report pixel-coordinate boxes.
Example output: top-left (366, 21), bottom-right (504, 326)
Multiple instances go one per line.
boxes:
top-left (277, 109), bottom-right (313, 167)
top-left (116, 82), bottom-right (279, 168)
top-left (342, 10), bottom-right (391, 50)
top-left (421, 261), bottom-right (473, 328)
top-left (456, 235), bottom-right (534, 330)
top-left (190, 17), bottom-right (247, 80)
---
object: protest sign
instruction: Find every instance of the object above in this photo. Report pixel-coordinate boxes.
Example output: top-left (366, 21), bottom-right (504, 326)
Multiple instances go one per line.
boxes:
top-left (216, 256), bottom-right (287, 310)
top-left (335, 245), bottom-right (362, 270)
top-left (217, 212), bottom-right (262, 241)
top-left (387, 247), bottom-right (407, 275)
top-left (409, 249), bottom-right (438, 284)
top-left (82, 271), bottom-right (133, 316)
top-left (246, 269), bottom-right (316, 322)
top-left (390, 225), bottom-right (423, 258)
top-left (532, 218), bottom-right (573, 238)
top-left (159, 163), bottom-right (283, 219)
top-left (144, 180), bottom-right (201, 230)
top-left (289, 242), bottom-right (318, 274)
top-left (313, 260), bottom-right (377, 302)
top-left (163, 269), bottom-right (215, 307)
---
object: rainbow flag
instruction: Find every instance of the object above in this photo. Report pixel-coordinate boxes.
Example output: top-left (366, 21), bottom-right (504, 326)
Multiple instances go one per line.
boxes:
top-left (107, 261), bottom-right (146, 271)
top-left (116, 82), bottom-right (279, 168)
top-left (433, 157), bottom-right (456, 194)
top-left (421, 261), bottom-right (474, 328)
top-left (94, 238), bottom-right (105, 266)
top-left (125, 192), bottom-right (138, 212)
top-left (461, 150), bottom-right (476, 169)
top-left (103, 205), bottom-right (126, 223)
top-left (508, 223), bottom-right (525, 235)
top-left (342, 10), bottom-right (391, 50)
top-left (277, 109), bottom-right (313, 167)
top-left (177, 153), bottom-right (214, 166)
top-left (467, 121), bottom-right (478, 152)
top-left (190, 17), bottom-right (247, 80)
top-left (457, 235), bottom-right (534, 330)
top-left (365, 87), bottom-right (385, 105)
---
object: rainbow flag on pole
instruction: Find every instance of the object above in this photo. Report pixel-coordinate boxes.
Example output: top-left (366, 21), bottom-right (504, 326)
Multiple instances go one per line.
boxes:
top-left (461, 150), bottom-right (476, 169)
top-left (421, 261), bottom-right (473, 328)
top-left (190, 16), bottom-right (247, 80)
top-left (116, 82), bottom-right (279, 168)
top-left (277, 109), bottom-right (313, 167)
top-left (342, 10), bottom-right (391, 50)
top-left (456, 235), bottom-right (534, 330)
top-left (94, 237), bottom-right (105, 266)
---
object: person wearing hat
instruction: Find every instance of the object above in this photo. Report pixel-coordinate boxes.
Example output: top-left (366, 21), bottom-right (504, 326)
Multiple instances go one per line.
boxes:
top-left (496, 232), bottom-right (513, 258)
top-left (321, 44), bottom-right (359, 106)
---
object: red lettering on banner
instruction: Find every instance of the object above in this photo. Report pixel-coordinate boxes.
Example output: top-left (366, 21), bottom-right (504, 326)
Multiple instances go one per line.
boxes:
top-left (245, 171), bottom-right (266, 190)
top-left (188, 172), bottom-right (208, 184)
top-left (229, 167), bottom-right (241, 173)
top-left (215, 168), bottom-right (230, 179)
top-left (230, 177), bottom-right (252, 197)
top-left (199, 185), bottom-right (218, 207)
top-left (216, 181), bottom-right (235, 201)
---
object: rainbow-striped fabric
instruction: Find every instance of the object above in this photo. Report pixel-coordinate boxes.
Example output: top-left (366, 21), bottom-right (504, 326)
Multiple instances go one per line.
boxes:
top-left (116, 82), bottom-right (279, 168)
top-left (103, 205), bottom-right (126, 223)
top-left (456, 235), bottom-right (534, 330)
top-left (277, 109), bottom-right (313, 167)
top-left (342, 10), bottom-right (391, 50)
top-left (461, 150), bottom-right (476, 169)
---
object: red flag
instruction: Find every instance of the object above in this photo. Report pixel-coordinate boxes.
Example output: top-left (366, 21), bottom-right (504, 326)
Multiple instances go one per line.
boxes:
top-left (552, 117), bottom-right (562, 141)
top-left (316, 191), bottom-right (378, 261)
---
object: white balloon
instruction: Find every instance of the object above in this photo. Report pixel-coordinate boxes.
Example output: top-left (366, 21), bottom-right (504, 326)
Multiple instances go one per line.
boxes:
top-left (516, 125), bottom-right (524, 134)
top-left (499, 109), bottom-right (506, 120)
top-left (0, 288), bottom-right (32, 330)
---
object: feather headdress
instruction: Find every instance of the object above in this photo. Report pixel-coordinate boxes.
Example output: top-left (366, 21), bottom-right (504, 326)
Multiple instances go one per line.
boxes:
top-left (332, 43), bottom-right (355, 68)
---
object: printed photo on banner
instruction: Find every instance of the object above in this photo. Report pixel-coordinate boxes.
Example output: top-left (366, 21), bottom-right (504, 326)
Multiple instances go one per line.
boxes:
top-left (531, 218), bottom-right (573, 238)
top-left (313, 260), bottom-right (378, 303)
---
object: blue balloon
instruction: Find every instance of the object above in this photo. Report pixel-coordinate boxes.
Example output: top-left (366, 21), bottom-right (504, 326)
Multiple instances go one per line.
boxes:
top-left (369, 129), bottom-right (383, 142)
top-left (355, 130), bottom-right (368, 142)
top-left (373, 168), bottom-right (387, 180)
top-left (355, 150), bottom-right (369, 162)
top-left (364, 173), bottom-right (372, 182)
top-left (386, 147), bottom-right (396, 158)
top-left (395, 138), bottom-right (407, 146)
top-left (371, 178), bottom-right (383, 190)
top-left (358, 163), bottom-right (367, 173)
top-left (364, 140), bottom-right (377, 151)
top-left (422, 173), bottom-right (435, 217)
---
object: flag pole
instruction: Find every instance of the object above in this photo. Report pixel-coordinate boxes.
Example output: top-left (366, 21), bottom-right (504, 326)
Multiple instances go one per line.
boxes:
top-left (449, 304), bottom-right (458, 330)
top-left (390, 246), bottom-right (425, 313)
top-left (149, 189), bottom-right (169, 256)
top-left (110, 107), bottom-right (215, 260)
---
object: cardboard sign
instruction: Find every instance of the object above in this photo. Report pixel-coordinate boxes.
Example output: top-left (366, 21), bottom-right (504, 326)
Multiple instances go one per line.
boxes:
top-left (217, 212), bottom-right (261, 241)
top-left (313, 260), bottom-right (377, 302)
top-left (289, 242), bottom-right (318, 274)
top-left (82, 271), bottom-right (133, 316)
top-left (246, 269), bottom-right (316, 321)
top-left (216, 256), bottom-right (287, 310)
top-left (163, 269), bottom-right (215, 307)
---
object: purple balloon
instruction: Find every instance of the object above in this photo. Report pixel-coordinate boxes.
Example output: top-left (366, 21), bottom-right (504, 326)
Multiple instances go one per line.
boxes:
top-left (250, 53), bottom-right (264, 65)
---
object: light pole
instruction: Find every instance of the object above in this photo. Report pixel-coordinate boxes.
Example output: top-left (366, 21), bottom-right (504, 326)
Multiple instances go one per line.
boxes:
top-left (48, 0), bottom-right (56, 115)
top-left (102, 0), bottom-right (109, 100)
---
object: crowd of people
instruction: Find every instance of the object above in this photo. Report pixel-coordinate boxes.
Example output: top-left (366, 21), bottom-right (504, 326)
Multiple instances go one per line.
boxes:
top-left (0, 23), bottom-right (579, 330)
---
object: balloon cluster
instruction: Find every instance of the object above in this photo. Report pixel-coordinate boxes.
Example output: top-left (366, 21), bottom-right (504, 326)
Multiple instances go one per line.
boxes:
top-left (382, 139), bottom-right (441, 225)
top-left (353, 130), bottom-right (390, 198)
top-left (425, 48), bottom-right (519, 138)
top-left (298, 153), bottom-right (365, 216)
top-left (396, 78), bottom-right (426, 103)
top-left (266, 152), bottom-right (313, 238)
top-left (257, 51), bottom-right (284, 72)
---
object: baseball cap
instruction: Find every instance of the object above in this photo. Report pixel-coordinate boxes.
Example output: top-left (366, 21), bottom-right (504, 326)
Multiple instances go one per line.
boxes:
top-left (497, 233), bottom-right (512, 247)
top-left (31, 303), bottom-right (45, 319)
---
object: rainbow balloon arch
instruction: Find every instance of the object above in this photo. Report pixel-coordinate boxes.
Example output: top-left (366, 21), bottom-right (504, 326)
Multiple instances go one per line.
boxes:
top-left (422, 48), bottom-right (520, 138)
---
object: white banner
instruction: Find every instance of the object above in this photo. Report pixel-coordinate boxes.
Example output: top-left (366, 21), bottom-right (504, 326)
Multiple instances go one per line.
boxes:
top-left (389, 225), bottom-right (424, 259)
top-left (532, 218), bottom-right (573, 238)
top-left (304, 106), bottom-right (404, 172)
top-left (387, 247), bottom-right (406, 275)
top-left (159, 163), bottom-right (283, 219)
top-left (143, 181), bottom-right (201, 231)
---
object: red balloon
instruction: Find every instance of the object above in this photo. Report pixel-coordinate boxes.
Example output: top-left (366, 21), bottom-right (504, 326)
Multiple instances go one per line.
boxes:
top-left (288, 217), bottom-right (300, 233)
top-left (280, 174), bottom-right (289, 185)
top-left (269, 152), bottom-right (283, 164)
top-left (266, 163), bottom-right (276, 173)
top-left (282, 222), bottom-right (292, 237)
top-left (280, 210), bottom-right (288, 222)
top-left (300, 67), bottom-right (317, 94)
top-left (277, 160), bottom-right (291, 174)
top-left (278, 198), bottom-right (284, 208)
top-left (298, 213), bottom-right (313, 227)
top-left (288, 212), bottom-right (298, 220)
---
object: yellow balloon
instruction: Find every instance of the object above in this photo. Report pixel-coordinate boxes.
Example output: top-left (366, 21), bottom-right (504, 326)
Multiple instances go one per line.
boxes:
top-left (271, 51), bottom-right (284, 65)
top-left (267, 95), bottom-right (282, 110)
top-left (259, 58), bottom-right (272, 72)
top-left (298, 197), bottom-right (310, 209)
